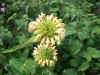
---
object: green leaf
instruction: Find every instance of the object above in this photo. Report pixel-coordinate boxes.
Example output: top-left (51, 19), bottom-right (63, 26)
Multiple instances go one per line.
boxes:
top-left (78, 62), bottom-right (90, 71)
top-left (66, 22), bottom-right (77, 36)
top-left (92, 26), bottom-right (100, 35)
top-left (62, 69), bottom-right (78, 75)
top-left (7, 13), bottom-right (16, 22)
top-left (0, 39), bottom-right (3, 46)
top-left (50, 8), bottom-right (59, 12)
top-left (87, 47), bottom-right (100, 58)
top-left (24, 59), bottom-right (37, 75)
top-left (80, 47), bottom-right (100, 61)
top-left (68, 39), bottom-right (82, 55)
top-left (0, 54), bottom-right (7, 64)
top-left (69, 57), bottom-right (81, 67)
top-left (9, 58), bottom-right (24, 73)
top-left (86, 39), bottom-right (94, 46)
top-left (8, 58), bottom-right (37, 75)
top-left (16, 34), bottom-right (27, 44)
top-left (80, 51), bottom-right (92, 61)
top-left (78, 31), bottom-right (89, 40)
top-left (0, 69), bottom-right (3, 75)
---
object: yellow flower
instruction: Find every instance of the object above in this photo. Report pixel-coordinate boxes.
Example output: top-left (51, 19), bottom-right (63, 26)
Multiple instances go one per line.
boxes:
top-left (28, 13), bottom-right (66, 45)
top-left (32, 43), bottom-right (57, 67)
top-left (28, 22), bottom-right (37, 33)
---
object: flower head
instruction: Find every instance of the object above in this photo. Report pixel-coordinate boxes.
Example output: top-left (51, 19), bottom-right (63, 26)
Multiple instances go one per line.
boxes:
top-left (0, 8), bottom-right (5, 12)
top-left (32, 43), bottom-right (57, 67)
top-left (1, 3), bottom-right (6, 7)
top-left (28, 13), bottom-right (66, 45)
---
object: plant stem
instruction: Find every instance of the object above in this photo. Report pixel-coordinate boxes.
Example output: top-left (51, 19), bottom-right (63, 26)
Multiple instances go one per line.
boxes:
top-left (1, 36), bottom-right (35, 54)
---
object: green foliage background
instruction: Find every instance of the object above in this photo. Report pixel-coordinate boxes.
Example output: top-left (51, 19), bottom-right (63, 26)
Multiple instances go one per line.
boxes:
top-left (0, 0), bottom-right (100, 75)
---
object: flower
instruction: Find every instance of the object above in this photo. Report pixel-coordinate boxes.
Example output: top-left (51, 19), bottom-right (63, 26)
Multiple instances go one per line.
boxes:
top-left (0, 8), bottom-right (5, 12)
top-left (1, 3), bottom-right (6, 7)
top-left (28, 13), bottom-right (66, 45)
top-left (32, 43), bottom-right (57, 67)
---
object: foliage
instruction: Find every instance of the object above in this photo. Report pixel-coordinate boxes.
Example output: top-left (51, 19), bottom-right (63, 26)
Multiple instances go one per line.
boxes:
top-left (0, 0), bottom-right (100, 75)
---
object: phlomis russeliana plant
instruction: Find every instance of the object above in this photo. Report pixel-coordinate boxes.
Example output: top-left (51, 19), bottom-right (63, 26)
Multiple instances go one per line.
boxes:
top-left (28, 13), bottom-right (66, 67)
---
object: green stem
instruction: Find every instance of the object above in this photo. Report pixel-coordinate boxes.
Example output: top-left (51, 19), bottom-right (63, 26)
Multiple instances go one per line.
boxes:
top-left (1, 36), bottom-right (35, 54)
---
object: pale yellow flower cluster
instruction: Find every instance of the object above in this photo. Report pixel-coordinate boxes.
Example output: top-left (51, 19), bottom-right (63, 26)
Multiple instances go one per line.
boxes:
top-left (28, 13), bottom-right (66, 45)
top-left (32, 44), bottom-right (57, 67)
top-left (28, 13), bottom-right (66, 67)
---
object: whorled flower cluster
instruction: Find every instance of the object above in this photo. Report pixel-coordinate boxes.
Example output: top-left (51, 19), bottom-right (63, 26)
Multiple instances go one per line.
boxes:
top-left (28, 13), bottom-right (66, 45)
top-left (32, 44), bottom-right (57, 67)
top-left (28, 13), bottom-right (66, 67)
